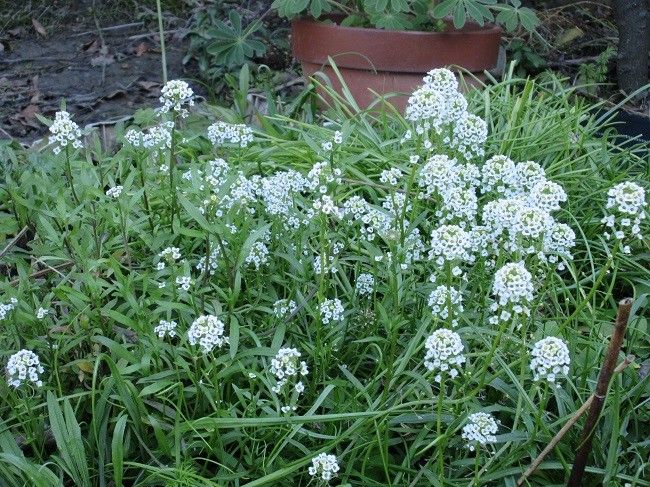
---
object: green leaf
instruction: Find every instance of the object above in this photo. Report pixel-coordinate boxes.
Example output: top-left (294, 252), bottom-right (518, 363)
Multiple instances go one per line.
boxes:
top-left (111, 415), bottom-right (128, 487)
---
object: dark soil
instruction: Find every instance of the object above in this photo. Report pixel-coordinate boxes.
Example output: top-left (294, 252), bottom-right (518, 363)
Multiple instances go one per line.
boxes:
top-left (0, 0), bottom-right (196, 144)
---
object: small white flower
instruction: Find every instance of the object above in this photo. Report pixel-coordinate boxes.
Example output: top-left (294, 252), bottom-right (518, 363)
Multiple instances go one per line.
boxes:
top-left (530, 336), bottom-right (570, 385)
top-left (187, 315), bottom-right (229, 353)
top-left (106, 186), bottom-right (123, 198)
top-left (48, 111), bottom-right (83, 154)
top-left (207, 121), bottom-right (253, 148)
top-left (0, 299), bottom-right (18, 321)
top-left (273, 299), bottom-right (297, 318)
top-left (355, 273), bottom-right (375, 297)
top-left (308, 452), bottom-right (340, 482)
top-left (423, 328), bottom-right (466, 382)
top-left (159, 79), bottom-right (194, 118)
top-left (6, 350), bottom-right (44, 388)
top-left (462, 412), bottom-right (498, 451)
top-left (319, 298), bottom-right (344, 324)
top-left (175, 275), bottom-right (192, 292)
top-left (154, 319), bottom-right (177, 339)
top-left (428, 285), bottom-right (463, 325)
top-left (36, 307), bottom-right (49, 319)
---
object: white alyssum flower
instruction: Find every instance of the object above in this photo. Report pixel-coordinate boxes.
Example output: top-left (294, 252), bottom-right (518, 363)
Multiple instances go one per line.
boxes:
top-left (428, 285), bottom-right (463, 326)
top-left (125, 121), bottom-right (173, 155)
top-left (159, 79), bottom-right (194, 117)
top-left (0, 298), bottom-right (18, 321)
top-left (196, 247), bottom-right (221, 275)
top-left (447, 113), bottom-right (487, 160)
top-left (154, 319), bottom-right (178, 339)
top-left (529, 180), bottom-right (567, 212)
top-left (207, 121), bottom-right (253, 148)
top-left (157, 247), bottom-right (182, 270)
top-left (355, 273), bottom-right (375, 297)
top-left (308, 452), bottom-right (340, 482)
top-left (490, 262), bottom-right (534, 324)
top-left (273, 299), bottom-right (297, 318)
top-left (418, 154), bottom-right (462, 199)
top-left (423, 328), bottom-right (466, 382)
top-left (462, 412), bottom-right (498, 451)
top-left (481, 155), bottom-right (516, 194)
top-left (602, 181), bottom-right (646, 253)
top-left (543, 222), bottom-right (576, 268)
top-left (36, 307), bottom-right (49, 319)
top-left (270, 347), bottom-right (309, 396)
top-left (49, 111), bottom-right (83, 154)
top-left (187, 315), bottom-right (229, 353)
top-left (530, 336), bottom-right (570, 386)
top-left (175, 275), bottom-right (192, 292)
top-left (319, 298), bottom-right (344, 324)
top-left (379, 167), bottom-right (402, 187)
top-left (429, 224), bottom-right (474, 265)
top-left (245, 241), bottom-right (270, 269)
top-left (312, 195), bottom-right (343, 219)
top-left (106, 186), bottom-right (123, 198)
top-left (509, 161), bottom-right (547, 195)
top-left (6, 350), bottom-right (44, 388)
top-left (493, 262), bottom-right (534, 307)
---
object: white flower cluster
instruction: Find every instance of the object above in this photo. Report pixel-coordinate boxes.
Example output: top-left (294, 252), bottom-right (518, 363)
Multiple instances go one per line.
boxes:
top-left (423, 328), bottom-right (466, 382)
top-left (154, 319), bottom-right (178, 339)
top-left (321, 130), bottom-right (343, 151)
top-left (6, 349), bottom-right (44, 388)
top-left (530, 336), bottom-right (570, 386)
top-left (157, 246), bottom-right (182, 270)
top-left (175, 275), bottom-right (192, 292)
top-left (602, 181), bottom-right (646, 254)
top-left (429, 224), bottom-right (474, 268)
top-left (0, 297), bottom-right (18, 321)
top-left (308, 452), bottom-right (340, 482)
top-left (428, 285), bottom-right (463, 326)
top-left (124, 122), bottom-right (173, 155)
top-left (196, 247), bottom-right (221, 275)
top-left (159, 79), bottom-right (194, 118)
top-left (106, 186), bottom-right (123, 198)
top-left (490, 262), bottom-right (534, 324)
top-left (273, 299), bottom-right (297, 318)
top-left (355, 273), bottom-right (375, 297)
top-left (245, 234), bottom-right (271, 270)
top-left (380, 167), bottom-right (402, 187)
top-left (319, 298), bottom-right (344, 324)
top-left (405, 69), bottom-right (466, 133)
top-left (49, 111), bottom-right (83, 154)
top-left (462, 412), bottom-right (498, 451)
top-left (187, 315), bottom-right (229, 353)
top-left (207, 121), bottom-right (253, 148)
top-left (270, 347), bottom-right (309, 406)
top-left (313, 194), bottom-right (343, 219)
top-left (36, 307), bottom-right (49, 319)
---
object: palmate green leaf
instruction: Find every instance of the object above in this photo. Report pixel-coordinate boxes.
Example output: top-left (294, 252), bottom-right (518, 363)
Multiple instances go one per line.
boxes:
top-left (271, 0), bottom-right (309, 17)
top-left (205, 11), bottom-right (266, 68)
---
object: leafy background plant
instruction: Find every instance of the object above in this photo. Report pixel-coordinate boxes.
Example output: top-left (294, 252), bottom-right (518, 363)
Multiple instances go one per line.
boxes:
top-left (0, 69), bottom-right (648, 486)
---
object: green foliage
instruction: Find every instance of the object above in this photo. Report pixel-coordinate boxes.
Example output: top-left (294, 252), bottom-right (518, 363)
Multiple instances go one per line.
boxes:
top-left (185, 3), bottom-right (287, 93)
top-left (577, 46), bottom-right (616, 96)
top-left (271, 0), bottom-right (539, 31)
top-left (0, 70), bottom-right (648, 486)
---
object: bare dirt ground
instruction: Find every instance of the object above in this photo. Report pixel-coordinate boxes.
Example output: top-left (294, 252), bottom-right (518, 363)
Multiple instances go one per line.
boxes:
top-left (0, 0), bottom-right (196, 144)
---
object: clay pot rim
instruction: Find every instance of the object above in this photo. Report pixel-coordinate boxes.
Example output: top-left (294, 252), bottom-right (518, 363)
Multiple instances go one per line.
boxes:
top-left (292, 15), bottom-right (503, 38)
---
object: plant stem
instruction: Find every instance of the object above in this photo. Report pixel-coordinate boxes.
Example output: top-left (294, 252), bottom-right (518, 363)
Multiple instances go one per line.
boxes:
top-left (155, 0), bottom-right (167, 83)
top-left (64, 146), bottom-right (80, 205)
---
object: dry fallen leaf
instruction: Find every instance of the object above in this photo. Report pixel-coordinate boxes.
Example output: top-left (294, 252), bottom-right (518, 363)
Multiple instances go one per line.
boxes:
top-left (32, 18), bottom-right (47, 37)
top-left (8, 27), bottom-right (23, 37)
top-left (82, 38), bottom-right (100, 53)
top-left (90, 53), bottom-right (115, 67)
top-left (134, 41), bottom-right (149, 57)
top-left (13, 104), bottom-right (41, 128)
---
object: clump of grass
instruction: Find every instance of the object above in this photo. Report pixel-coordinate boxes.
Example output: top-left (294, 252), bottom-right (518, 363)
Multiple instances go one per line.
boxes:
top-left (0, 69), bottom-right (648, 487)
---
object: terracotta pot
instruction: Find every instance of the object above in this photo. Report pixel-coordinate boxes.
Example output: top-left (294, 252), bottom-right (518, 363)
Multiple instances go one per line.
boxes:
top-left (291, 16), bottom-right (502, 110)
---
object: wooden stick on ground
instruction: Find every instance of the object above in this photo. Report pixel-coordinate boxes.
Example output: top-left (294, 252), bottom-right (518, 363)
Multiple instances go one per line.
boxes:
top-left (516, 355), bottom-right (634, 486)
top-left (567, 297), bottom-right (634, 487)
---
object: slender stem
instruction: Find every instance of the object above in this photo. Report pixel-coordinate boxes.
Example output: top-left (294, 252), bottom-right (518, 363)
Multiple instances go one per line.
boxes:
top-left (169, 115), bottom-right (178, 230)
top-left (155, 0), bottom-right (167, 83)
top-left (64, 146), bottom-right (80, 205)
top-left (138, 154), bottom-right (155, 232)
